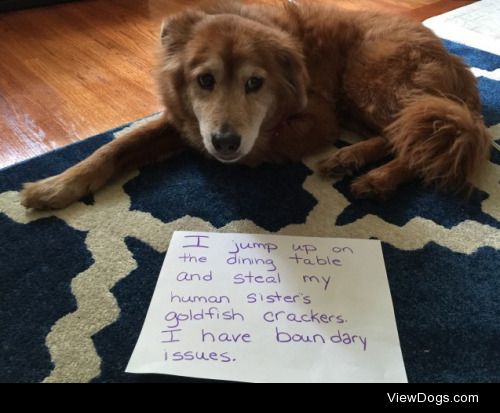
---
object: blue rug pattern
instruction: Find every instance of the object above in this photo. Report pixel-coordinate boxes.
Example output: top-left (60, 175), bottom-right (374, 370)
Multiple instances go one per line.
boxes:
top-left (0, 40), bottom-right (499, 383)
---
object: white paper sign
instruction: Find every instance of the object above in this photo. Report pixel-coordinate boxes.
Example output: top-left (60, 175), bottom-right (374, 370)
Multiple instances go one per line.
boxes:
top-left (126, 231), bottom-right (407, 382)
top-left (424, 0), bottom-right (500, 56)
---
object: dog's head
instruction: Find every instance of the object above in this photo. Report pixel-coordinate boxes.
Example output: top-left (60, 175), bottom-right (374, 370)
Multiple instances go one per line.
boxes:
top-left (159, 9), bottom-right (308, 162)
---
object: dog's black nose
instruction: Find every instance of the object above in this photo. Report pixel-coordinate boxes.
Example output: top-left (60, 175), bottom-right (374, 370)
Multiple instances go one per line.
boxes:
top-left (211, 131), bottom-right (241, 155)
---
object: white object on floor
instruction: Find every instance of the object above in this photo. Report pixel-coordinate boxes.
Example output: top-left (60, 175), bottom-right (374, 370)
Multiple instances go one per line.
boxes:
top-left (126, 231), bottom-right (407, 383)
top-left (424, 0), bottom-right (500, 55)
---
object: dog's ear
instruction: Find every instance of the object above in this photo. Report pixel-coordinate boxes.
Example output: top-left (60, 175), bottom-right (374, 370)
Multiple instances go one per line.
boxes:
top-left (160, 10), bottom-right (206, 54)
top-left (275, 44), bottom-right (309, 113)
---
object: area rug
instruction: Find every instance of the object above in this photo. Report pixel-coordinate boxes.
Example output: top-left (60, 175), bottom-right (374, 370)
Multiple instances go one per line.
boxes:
top-left (1, 39), bottom-right (499, 383)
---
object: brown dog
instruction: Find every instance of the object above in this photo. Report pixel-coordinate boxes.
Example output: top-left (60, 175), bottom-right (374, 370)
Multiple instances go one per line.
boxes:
top-left (20, 1), bottom-right (491, 210)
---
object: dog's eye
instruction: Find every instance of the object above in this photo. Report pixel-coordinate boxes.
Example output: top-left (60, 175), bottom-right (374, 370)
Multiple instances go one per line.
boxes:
top-left (198, 74), bottom-right (215, 91)
top-left (245, 77), bottom-right (264, 93)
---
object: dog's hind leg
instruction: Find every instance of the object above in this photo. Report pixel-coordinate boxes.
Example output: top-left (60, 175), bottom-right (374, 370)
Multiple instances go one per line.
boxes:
top-left (350, 157), bottom-right (414, 199)
top-left (386, 95), bottom-right (491, 195)
top-left (318, 136), bottom-right (390, 178)
top-left (347, 94), bottom-right (492, 199)
top-left (20, 114), bottom-right (185, 210)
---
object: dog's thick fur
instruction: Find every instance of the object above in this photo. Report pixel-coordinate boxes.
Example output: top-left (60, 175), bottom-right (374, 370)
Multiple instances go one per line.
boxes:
top-left (21, 1), bottom-right (491, 209)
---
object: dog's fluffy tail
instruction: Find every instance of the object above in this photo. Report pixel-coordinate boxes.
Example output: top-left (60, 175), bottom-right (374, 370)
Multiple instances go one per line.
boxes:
top-left (386, 95), bottom-right (491, 194)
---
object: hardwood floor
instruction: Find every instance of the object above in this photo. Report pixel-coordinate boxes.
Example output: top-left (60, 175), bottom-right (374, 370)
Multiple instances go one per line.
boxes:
top-left (0, 0), bottom-right (475, 168)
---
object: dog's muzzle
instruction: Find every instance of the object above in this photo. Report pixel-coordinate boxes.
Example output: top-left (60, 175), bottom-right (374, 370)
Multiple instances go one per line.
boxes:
top-left (211, 131), bottom-right (241, 161)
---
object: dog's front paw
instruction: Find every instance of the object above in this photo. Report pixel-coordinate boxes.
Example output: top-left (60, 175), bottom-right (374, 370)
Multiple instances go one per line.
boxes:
top-left (318, 148), bottom-right (361, 178)
top-left (20, 175), bottom-right (83, 210)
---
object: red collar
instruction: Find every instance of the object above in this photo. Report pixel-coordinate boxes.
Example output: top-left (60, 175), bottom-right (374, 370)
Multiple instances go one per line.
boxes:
top-left (272, 116), bottom-right (293, 138)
